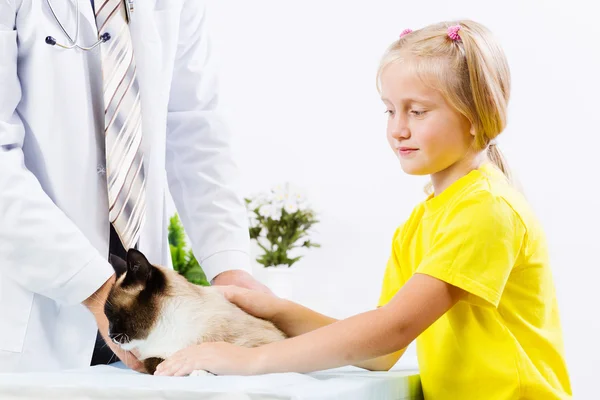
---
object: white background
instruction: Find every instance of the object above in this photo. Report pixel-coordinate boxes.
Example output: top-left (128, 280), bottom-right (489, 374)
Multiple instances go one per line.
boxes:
top-left (168, 1), bottom-right (600, 397)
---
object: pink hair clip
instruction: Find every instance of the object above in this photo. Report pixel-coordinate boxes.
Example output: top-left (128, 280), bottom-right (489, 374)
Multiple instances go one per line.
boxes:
top-left (447, 25), bottom-right (461, 41)
top-left (399, 29), bottom-right (413, 38)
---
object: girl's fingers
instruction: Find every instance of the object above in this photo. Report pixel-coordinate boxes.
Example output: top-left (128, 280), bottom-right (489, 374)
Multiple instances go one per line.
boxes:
top-left (173, 363), bottom-right (193, 377)
top-left (155, 359), bottom-right (179, 376)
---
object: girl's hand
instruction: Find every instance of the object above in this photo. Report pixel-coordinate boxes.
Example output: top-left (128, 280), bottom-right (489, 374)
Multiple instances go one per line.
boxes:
top-left (211, 270), bottom-right (273, 295)
top-left (215, 285), bottom-right (285, 321)
top-left (154, 342), bottom-right (262, 376)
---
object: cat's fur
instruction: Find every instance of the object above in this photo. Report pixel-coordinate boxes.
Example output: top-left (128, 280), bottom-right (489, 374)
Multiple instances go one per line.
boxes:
top-left (104, 249), bottom-right (286, 375)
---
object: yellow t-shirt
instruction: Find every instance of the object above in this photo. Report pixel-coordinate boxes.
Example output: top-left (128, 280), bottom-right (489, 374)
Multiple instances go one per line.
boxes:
top-left (378, 163), bottom-right (571, 400)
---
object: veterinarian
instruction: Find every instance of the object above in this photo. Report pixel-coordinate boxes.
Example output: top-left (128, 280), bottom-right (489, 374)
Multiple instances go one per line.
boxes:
top-left (0, 0), bottom-right (267, 373)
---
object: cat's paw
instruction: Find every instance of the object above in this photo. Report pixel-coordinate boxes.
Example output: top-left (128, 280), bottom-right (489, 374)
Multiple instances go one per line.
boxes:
top-left (143, 357), bottom-right (164, 375)
top-left (189, 369), bottom-right (212, 377)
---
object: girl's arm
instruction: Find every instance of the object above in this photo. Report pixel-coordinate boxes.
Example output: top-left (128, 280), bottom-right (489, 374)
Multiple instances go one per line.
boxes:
top-left (222, 286), bottom-right (404, 371)
top-left (156, 274), bottom-right (463, 376)
top-left (270, 298), bottom-right (406, 371)
top-left (252, 272), bottom-right (463, 374)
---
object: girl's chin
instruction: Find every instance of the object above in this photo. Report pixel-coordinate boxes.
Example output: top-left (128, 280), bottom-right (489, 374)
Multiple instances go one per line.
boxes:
top-left (398, 159), bottom-right (432, 176)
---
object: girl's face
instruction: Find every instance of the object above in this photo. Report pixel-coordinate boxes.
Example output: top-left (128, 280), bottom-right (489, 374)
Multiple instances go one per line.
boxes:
top-left (380, 60), bottom-right (475, 183)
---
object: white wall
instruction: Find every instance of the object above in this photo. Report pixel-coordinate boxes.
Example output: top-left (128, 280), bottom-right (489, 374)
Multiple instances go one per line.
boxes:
top-left (169, 0), bottom-right (599, 396)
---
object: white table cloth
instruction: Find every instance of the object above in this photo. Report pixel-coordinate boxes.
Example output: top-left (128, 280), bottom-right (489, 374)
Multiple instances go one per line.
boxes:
top-left (0, 362), bottom-right (422, 400)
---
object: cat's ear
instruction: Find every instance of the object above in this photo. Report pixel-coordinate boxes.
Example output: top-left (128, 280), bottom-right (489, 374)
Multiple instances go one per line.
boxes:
top-left (126, 248), bottom-right (153, 282)
top-left (109, 254), bottom-right (128, 278)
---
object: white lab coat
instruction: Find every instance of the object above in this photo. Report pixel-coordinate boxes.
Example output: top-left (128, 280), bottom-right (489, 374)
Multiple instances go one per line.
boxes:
top-left (0, 0), bottom-right (251, 372)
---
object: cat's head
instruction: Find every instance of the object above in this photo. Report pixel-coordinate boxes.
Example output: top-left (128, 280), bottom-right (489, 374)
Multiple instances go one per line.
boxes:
top-left (104, 249), bottom-right (169, 347)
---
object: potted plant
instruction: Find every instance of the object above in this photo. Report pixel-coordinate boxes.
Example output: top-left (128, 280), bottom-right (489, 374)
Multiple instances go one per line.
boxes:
top-left (245, 183), bottom-right (320, 297)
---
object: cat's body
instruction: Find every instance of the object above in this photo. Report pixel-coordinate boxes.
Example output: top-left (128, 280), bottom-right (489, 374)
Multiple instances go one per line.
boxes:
top-left (105, 249), bottom-right (286, 375)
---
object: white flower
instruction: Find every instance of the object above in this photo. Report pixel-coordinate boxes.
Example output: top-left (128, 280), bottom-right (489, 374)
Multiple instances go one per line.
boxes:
top-left (259, 203), bottom-right (282, 221)
top-left (257, 204), bottom-right (270, 218)
top-left (271, 182), bottom-right (296, 205)
top-left (250, 182), bottom-right (314, 222)
top-left (296, 199), bottom-right (308, 211)
top-left (248, 212), bottom-right (259, 228)
top-left (272, 191), bottom-right (286, 204)
top-left (284, 201), bottom-right (298, 214)
top-left (271, 183), bottom-right (286, 196)
top-left (286, 185), bottom-right (308, 210)
top-left (270, 204), bottom-right (283, 221)
top-left (248, 191), bottom-right (272, 210)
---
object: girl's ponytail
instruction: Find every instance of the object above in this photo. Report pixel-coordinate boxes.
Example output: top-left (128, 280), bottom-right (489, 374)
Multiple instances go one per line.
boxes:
top-left (487, 143), bottom-right (513, 184)
top-left (457, 22), bottom-right (513, 183)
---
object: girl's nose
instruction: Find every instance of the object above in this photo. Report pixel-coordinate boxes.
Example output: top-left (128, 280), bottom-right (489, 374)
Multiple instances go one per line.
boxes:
top-left (390, 126), bottom-right (410, 140)
top-left (389, 114), bottom-right (410, 140)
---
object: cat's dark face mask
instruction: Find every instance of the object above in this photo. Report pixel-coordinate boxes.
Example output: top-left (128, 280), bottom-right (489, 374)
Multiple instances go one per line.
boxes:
top-left (104, 249), bottom-right (166, 346)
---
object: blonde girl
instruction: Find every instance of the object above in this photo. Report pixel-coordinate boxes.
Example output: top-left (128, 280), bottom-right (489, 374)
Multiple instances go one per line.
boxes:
top-left (154, 20), bottom-right (572, 400)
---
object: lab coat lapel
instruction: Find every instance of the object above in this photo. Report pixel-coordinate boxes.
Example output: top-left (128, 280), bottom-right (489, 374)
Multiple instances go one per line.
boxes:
top-left (80, 0), bottom-right (100, 36)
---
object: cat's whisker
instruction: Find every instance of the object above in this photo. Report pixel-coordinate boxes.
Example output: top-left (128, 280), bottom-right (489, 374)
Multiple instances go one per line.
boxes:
top-left (85, 293), bottom-right (106, 310)
top-left (104, 296), bottom-right (115, 308)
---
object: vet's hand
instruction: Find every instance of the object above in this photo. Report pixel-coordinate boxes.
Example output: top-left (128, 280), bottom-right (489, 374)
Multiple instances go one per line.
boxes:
top-left (215, 285), bottom-right (285, 321)
top-left (83, 275), bottom-right (146, 373)
top-left (96, 313), bottom-right (145, 373)
top-left (154, 342), bottom-right (261, 376)
top-left (211, 269), bottom-right (273, 295)
top-left (106, 339), bottom-right (145, 373)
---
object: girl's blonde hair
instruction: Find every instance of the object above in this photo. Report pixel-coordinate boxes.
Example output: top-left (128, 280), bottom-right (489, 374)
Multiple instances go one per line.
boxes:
top-left (376, 20), bottom-right (513, 185)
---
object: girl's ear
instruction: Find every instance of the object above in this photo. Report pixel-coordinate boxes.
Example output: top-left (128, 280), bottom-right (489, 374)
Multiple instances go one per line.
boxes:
top-left (470, 124), bottom-right (476, 137)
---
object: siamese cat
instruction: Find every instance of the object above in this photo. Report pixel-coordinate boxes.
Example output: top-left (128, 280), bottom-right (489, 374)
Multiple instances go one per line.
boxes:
top-left (104, 249), bottom-right (286, 375)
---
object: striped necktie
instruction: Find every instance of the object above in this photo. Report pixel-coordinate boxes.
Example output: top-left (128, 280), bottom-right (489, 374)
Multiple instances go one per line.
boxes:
top-left (95, 0), bottom-right (146, 250)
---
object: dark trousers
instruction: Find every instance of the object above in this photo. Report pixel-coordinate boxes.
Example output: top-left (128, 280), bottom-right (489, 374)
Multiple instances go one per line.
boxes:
top-left (90, 224), bottom-right (127, 366)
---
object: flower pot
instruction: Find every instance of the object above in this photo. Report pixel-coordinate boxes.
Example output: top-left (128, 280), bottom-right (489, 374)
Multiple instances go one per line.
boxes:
top-left (255, 264), bottom-right (294, 299)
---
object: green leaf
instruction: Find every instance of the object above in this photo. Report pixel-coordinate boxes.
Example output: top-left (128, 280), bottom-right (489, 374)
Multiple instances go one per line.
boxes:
top-left (249, 226), bottom-right (262, 240)
top-left (168, 214), bottom-right (210, 286)
top-left (168, 214), bottom-right (186, 248)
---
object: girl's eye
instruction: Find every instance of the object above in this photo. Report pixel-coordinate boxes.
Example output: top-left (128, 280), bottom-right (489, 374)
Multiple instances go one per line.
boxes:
top-left (410, 110), bottom-right (426, 116)
top-left (384, 110), bottom-right (394, 116)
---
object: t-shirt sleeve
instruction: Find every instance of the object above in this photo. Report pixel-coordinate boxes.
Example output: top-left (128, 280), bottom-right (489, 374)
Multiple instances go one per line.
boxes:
top-left (416, 192), bottom-right (526, 308)
top-left (377, 224), bottom-right (407, 307)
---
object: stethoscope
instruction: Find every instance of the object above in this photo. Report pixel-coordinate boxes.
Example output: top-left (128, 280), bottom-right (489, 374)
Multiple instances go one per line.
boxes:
top-left (44, 0), bottom-right (133, 50)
